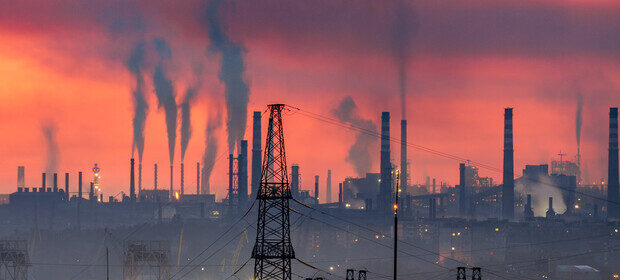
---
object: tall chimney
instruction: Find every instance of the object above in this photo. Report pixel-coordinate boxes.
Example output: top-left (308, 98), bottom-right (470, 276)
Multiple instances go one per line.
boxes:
top-left (65, 173), bottom-right (69, 200)
top-left (196, 162), bottom-right (200, 195)
top-left (53, 173), bottom-right (58, 192)
top-left (291, 165), bottom-right (299, 198)
top-left (502, 108), bottom-right (515, 220)
top-left (170, 164), bottom-right (174, 200)
top-left (432, 178), bottom-right (436, 194)
top-left (338, 182), bottom-right (343, 208)
top-left (314, 175), bottom-right (320, 202)
top-left (78, 172), bottom-right (82, 199)
top-left (17, 166), bottom-right (25, 189)
top-left (228, 154), bottom-right (234, 205)
top-left (42, 173), bottom-right (46, 192)
top-left (154, 164), bottom-right (158, 190)
top-left (251, 111), bottom-right (262, 198)
top-left (524, 194), bottom-right (534, 220)
top-left (608, 107), bottom-right (619, 218)
top-left (239, 140), bottom-right (249, 205)
top-left (380, 112), bottom-right (392, 212)
top-left (546, 197), bottom-right (555, 218)
top-left (180, 162), bottom-right (184, 196)
top-left (326, 170), bottom-right (332, 203)
top-left (400, 120), bottom-right (408, 194)
top-left (130, 158), bottom-right (136, 201)
top-left (458, 163), bottom-right (468, 217)
top-left (89, 182), bottom-right (94, 201)
top-left (138, 163), bottom-right (142, 192)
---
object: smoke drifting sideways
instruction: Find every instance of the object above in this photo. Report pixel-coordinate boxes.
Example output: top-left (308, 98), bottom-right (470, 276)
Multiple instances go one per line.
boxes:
top-left (204, 0), bottom-right (250, 154)
top-left (201, 110), bottom-right (222, 194)
top-left (127, 41), bottom-right (149, 163)
top-left (391, 0), bottom-right (415, 120)
top-left (516, 176), bottom-right (567, 217)
top-left (42, 121), bottom-right (59, 185)
top-left (180, 66), bottom-right (204, 162)
top-left (332, 96), bottom-right (378, 176)
top-left (152, 38), bottom-right (178, 165)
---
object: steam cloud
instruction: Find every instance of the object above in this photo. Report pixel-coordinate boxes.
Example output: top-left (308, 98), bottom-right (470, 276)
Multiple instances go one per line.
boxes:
top-left (391, 0), bottom-right (414, 120)
top-left (516, 175), bottom-right (567, 217)
top-left (42, 121), bottom-right (59, 185)
top-left (205, 0), bottom-right (250, 154)
top-left (201, 110), bottom-right (222, 194)
top-left (152, 38), bottom-right (178, 164)
top-left (180, 66), bottom-right (203, 161)
top-left (127, 41), bottom-right (148, 163)
top-left (332, 96), bottom-right (378, 176)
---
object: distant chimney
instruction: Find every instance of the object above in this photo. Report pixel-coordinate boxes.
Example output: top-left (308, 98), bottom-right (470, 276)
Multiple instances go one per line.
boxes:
top-left (53, 173), bottom-right (58, 192)
top-left (380, 112), bottom-right (392, 212)
top-left (154, 164), bottom-right (158, 190)
top-left (608, 107), bottom-right (619, 219)
top-left (196, 162), bottom-right (200, 195)
top-left (546, 197), bottom-right (555, 218)
top-left (228, 154), bottom-right (234, 205)
top-left (326, 170), bottom-right (332, 203)
top-left (314, 175), bottom-right (320, 202)
top-left (89, 182), bottom-right (95, 201)
top-left (180, 162), bottom-right (185, 196)
top-left (138, 162), bottom-right (142, 192)
top-left (524, 194), bottom-right (534, 220)
top-left (42, 173), bottom-right (46, 192)
top-left (429, 198), bottom-right (436, 219)
top-left (338, 182), bottom-right (343, 208)
top-left (251, 111), bottom-right (262, 197)
top-left (291, 165), bottom-right (300, 198)
top-left (130, 158), bottom-right (136, 201)
top-left (503, 108), bottom-right (515, 220)
top-left (432, 178), bottom-right (436, 194)
top-left (400, 120), bottom-right (408, 194)
top-left (78, 172), bottom-right (83, 199)
top-left (17, 166), bottom-right (25, 189)
top-left (65, 173), bottom-right (69, 201)
top-left (170, 164), bottom-right (174, 200)
top-left (239, 140), bottom-right (248, 205)
top-left (458, 163), bottom-right (468, 217)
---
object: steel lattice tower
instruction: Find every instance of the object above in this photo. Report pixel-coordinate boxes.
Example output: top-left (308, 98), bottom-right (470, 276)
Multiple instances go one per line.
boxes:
top-left (252, 104), bottom-right (295, 280)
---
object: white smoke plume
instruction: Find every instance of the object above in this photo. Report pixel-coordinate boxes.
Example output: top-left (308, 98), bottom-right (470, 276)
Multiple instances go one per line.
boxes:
top-left (42, 121), bottom-right (59, 185)
top-left (516, 175), bottom-right (566, 217)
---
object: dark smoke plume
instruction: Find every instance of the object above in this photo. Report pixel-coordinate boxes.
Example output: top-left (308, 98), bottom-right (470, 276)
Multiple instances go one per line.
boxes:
top-left (42, 121), bottom-right (59, 184)
top-left (391, 0), bottom-right (414, 119)
top-left (202, 109), bottom-right (222, 194)
top-left (152, 38), bottom-right (178, 164)
top-left (127, 41), bottom-right (148, 163)
top-left (180, 66), bottom-right (204, 161)
top-left (332, 96), bottom-right (378, 176)
top-left (575, 90), bottom-right (583, 150)
top-left (205, 0), bottom-right (250, 154)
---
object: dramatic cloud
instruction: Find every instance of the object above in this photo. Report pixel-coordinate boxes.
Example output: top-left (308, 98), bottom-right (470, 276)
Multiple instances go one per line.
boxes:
top-left (152, 38), bottom-right (178, 164)
top-left (204, 0), bottom-right (250, 154)
top-left (332, 96), bottom-right (378, 176)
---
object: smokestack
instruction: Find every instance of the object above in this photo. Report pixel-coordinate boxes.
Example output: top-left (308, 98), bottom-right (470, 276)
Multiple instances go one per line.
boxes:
top-left (432, 178), bottom-right (436, 194)
top-left (53, 173), bottom-right (58, 192)
top-left (339, 182), bottom-right (343, 208)
top-left (546, 197), bottom-right (555, 218)
top-left (608, 107), bottom-right (619, 219)
top-left (89, 182), bottom-right (94, 201)
top-left (458, 163), bottom-right (468, 217)
top-left (503, 108), bottom-right (515, 220)
top-left (170, 164), bottom-right (174, 200)
top-left (78, 172), bottom-right (82, 199)
top-left (154, 164), bottom-right (158, 190)
top-left (180, 163), bottom-right (184, 196)
top-left (429, 198), bottom-right (436, 219)
top-left (524, 194), bottom-right (534, 220)
top-left (326, 170), bottom-right (332, 203)
top-left (314, 175), bottom-right (320, 202)
top-left (65, 173), bottom-right (69, 200)
top-left (228, 154), bottom-right (234, 206)
top-left (239, 140), bottom-right (248, 205)
top-left (380, 112), bottom-right (392, 212)
top-left (130, 158), bottom-right (136, 202)
top-left (196, 162), bottom-right (200, 195)
top-left (138, 163), bottom-right (142, 192)
top-left (17, 166), bottom-right (25, 189)
top-left (251, 111), bottom-right (262, 197)
top-left (401, 120), bottom-right (407, 194)
top-left (42, 173), bottom-right (46, 192)
top-left (291, 165), bottom-right (299, 198)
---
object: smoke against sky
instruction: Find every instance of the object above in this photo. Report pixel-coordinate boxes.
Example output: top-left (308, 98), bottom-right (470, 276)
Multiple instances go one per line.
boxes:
top-left (332, 96), bottom-right (378, 176)
top-left (180, 65), bottom-right (203, 162)
top-left (152, 38), bottom-right (178, 165)
top-left (204, 0), bottom-right (250, 154)
top-left (201, 109), bottom-right (222, 195)
top-left (41, 121), bottom-right (59, 185)
top-left (391, 0), bottom-right (415, 120)
top-left (128, 41), bottom-right (148, 163)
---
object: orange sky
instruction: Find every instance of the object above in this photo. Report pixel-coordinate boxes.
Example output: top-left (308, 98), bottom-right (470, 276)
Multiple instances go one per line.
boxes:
top-left (0, 0), bottom-right (618, 201)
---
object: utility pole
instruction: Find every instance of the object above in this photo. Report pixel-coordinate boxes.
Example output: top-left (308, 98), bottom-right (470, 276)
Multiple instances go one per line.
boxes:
top-left (106, 247), bottom-right (109, 280)
top-left (394, 170), bottom-right (400, 280)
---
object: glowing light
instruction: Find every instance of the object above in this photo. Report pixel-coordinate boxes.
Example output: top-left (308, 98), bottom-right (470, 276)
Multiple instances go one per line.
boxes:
top-left (393, 204), bottom-right (398, 210)
top-left (615, 229), bottom-right (618, 233)
top-left (175, 192), bottom-right (179, 200)
top-left (345, 203), bottom-right (351, 208)
top-left (574, 204), bottom-right (579, 209)
top-left (494, 228), bottom-right (499, 232)
top-left (452, 233), bottom-right (456, 237)
top-left (612, 274), bottom-right (619, 279)
top-left (330, 266), bottom-right (334, 271)
top-left (451, 247), bottom-right (455, 251)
